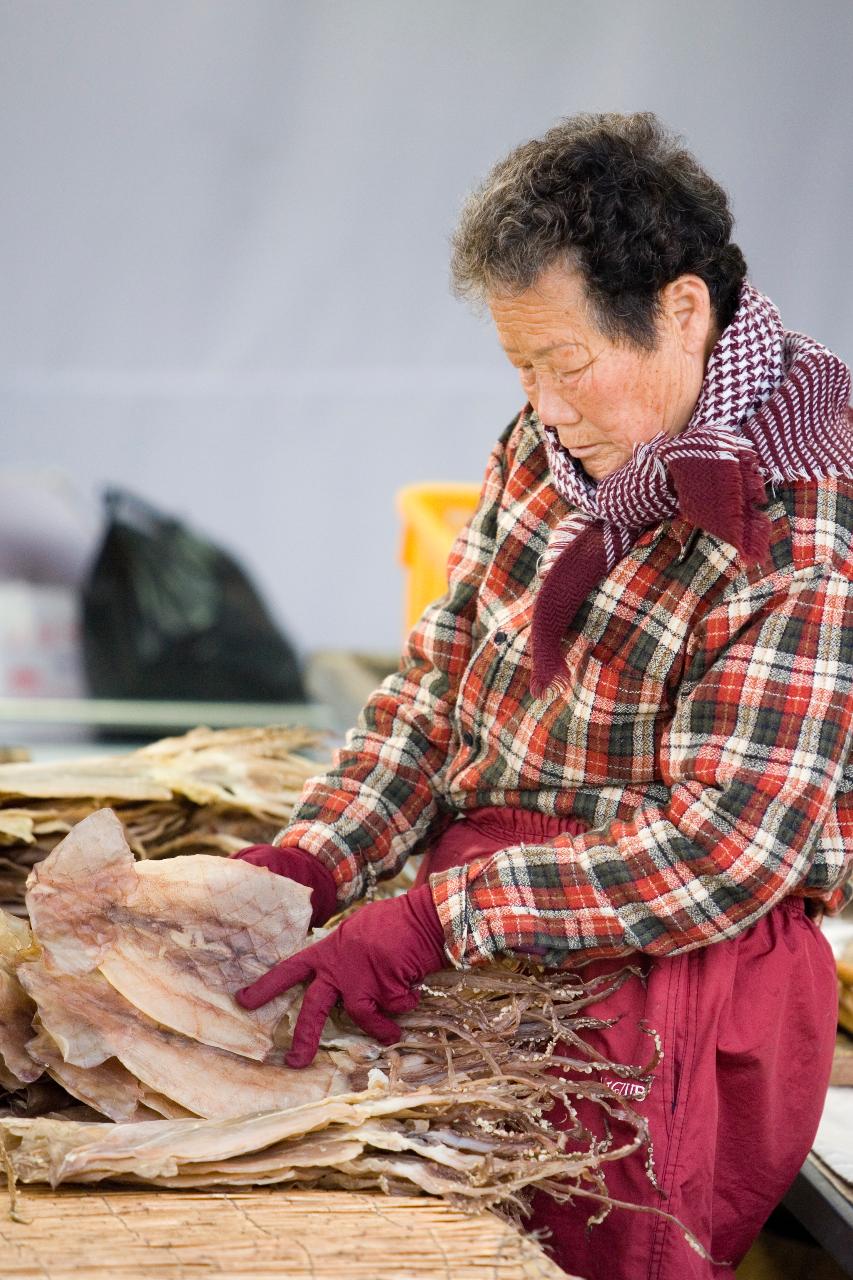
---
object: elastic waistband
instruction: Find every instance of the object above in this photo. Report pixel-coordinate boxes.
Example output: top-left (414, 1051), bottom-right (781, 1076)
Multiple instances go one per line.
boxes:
top-left (458, 806), bottom-right (590, 843)
top-left (779, 894), bottom-right (812, 918)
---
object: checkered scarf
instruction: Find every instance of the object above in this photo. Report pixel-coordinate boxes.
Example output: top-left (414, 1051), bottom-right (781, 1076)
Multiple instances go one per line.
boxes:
top-left (532, 282), bottom-right (853, 694)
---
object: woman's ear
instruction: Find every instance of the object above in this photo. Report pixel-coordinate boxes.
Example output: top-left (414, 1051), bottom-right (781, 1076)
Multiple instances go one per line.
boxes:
top-left (660, 275), bottom-right (715, 356)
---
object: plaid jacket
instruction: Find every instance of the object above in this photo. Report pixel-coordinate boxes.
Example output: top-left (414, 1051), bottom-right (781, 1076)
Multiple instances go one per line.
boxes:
top-left (283, 412), bottom-right (853, 968)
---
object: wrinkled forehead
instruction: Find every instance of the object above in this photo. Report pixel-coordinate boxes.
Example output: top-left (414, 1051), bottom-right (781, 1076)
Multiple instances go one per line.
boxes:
top-left (487, 264), bottom-right (600, 357)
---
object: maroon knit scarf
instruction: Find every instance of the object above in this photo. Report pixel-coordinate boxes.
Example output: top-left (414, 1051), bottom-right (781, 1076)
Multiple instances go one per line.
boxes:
top-left (531, 283), bottom-right (853, 695)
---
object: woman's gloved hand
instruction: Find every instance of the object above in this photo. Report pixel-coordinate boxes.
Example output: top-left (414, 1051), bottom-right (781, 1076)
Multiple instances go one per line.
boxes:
top-left (231, 844), bottom-right (337, 929)
top-left (234, 885), bottom-right (447, 1068)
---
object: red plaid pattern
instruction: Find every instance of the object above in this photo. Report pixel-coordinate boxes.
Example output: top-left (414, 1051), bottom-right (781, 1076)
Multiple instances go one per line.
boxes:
top-left (282, 415), bottom-right (853, 967)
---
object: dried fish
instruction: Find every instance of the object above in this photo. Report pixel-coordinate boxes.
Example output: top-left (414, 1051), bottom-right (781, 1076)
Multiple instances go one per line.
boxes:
top-left (0, 912), bottom-right (41, 1087)
top-left (26, 809), bottom-right (313, 1057)
top-left (8, 809), bottom-right (349, 1120)
top-left (0, 726), bottom-right (327, 914)
top-left (0, 1083), bottom-right (569, 1187)
top-left (24, 1021), bottom-right (147, 1123)
top-left (0, 806), bottom-right (705, 1253)
top-left (18, 959), bottom-right (347, 1121)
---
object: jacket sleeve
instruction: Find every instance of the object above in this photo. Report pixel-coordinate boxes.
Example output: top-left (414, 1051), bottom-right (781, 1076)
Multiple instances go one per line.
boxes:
top-left (430, 564), bottom-right (853, 966)
top-left (277, 426), bottom-right (512, 908)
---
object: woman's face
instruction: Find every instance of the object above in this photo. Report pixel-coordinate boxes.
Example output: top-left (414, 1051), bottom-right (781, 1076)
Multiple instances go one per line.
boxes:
top-left (489, 265), bottom-right (714, 482)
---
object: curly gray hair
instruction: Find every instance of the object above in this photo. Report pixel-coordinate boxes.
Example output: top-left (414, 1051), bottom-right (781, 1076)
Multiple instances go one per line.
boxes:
top-left (450, 112), bottom-right (747, 349)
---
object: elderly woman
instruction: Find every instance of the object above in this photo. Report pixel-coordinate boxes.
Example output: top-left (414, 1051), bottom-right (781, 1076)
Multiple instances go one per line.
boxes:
top-left (236, 113), bottom-right (852, 1279)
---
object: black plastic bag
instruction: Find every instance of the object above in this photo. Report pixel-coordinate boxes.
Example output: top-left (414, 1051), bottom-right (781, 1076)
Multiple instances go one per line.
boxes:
top-left (82, 490), bottom-right (306, 703)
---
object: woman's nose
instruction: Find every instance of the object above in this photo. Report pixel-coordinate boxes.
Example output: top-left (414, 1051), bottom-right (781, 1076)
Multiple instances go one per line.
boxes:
top-left (533, 375), bottom-right (582, 428)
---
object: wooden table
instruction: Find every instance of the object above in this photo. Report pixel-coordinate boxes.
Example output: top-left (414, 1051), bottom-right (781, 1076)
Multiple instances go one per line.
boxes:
top-left (0, 1187), bottom-right (575, 1280)
top-left (784, 1154), bottom-right (853, 1277)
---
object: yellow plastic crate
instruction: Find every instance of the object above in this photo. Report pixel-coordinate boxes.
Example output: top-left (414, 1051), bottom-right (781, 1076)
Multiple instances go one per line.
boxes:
top-left (397, 483), bottom-right (480, 633)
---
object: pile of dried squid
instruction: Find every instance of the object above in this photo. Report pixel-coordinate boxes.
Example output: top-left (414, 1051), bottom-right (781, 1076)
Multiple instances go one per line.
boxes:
top-left (0, 806), bottom-right (699, 1249)
top-left (0, 725), bottom-right (326, 916)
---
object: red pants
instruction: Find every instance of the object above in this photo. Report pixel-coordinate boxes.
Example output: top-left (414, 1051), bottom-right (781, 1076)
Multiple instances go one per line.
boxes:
top-left (417, 808), bottom-right (838, 1280)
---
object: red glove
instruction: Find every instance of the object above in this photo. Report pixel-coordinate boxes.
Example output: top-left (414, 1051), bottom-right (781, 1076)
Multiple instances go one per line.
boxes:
top-left (235, 885), bottom-right (447, 1068)
top-left (231, 844), bottom-right (338, 929)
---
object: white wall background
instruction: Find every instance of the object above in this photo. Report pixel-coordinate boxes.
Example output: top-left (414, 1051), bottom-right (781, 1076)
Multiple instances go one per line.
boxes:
top-left (1, 0), bottom-right (851, 654)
